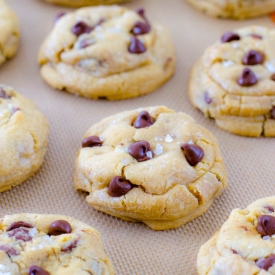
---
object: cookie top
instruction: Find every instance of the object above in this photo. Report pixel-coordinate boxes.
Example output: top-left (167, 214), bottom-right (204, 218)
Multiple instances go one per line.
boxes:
top-left (74, 106), bottom-right (228, 230)
top-left (0, 0), bottom-right (19, 66)
top-left (42, 0), bottom-right (131, 7)
top-left (0, 214), bottom-right (114, 275)
top-left (0, 85), bottom-right (49, 192)
top-left (38, 6), bottom-right (175, 100)
top-left (198, 197), bottom-right (275, 275)
top-left (188, 26), bottom-right (275, 137)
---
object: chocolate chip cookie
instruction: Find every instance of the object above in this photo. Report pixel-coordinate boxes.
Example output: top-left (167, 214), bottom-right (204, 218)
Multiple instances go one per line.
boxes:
top-left (42, 0), bottom-right (131, 7)
top-left (38, 6), bottom-right (175, 100)
top-left (185, 0), bottom-right (275, 19)
top-left (0, 0), bottom-right (19, 66)
top-left (0, 214), bottom-right (114, 274)
top-left (0, 85), bottom-right (49, 192)
top-left (198, 197), bottom-right (275, 275)
top-left (188, 26), bottom-right (275, 137)
top-left (74, 106), bottom-right (228, 230)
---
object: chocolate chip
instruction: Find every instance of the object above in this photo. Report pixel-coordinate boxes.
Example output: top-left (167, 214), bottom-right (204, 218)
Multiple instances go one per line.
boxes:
top-left (242, 50), bottom-right (264, 65)
top-left (8, 228), bottom-right (32, 242)
top-left (29, 266), bottom-right (50, 275)
top-left (61, 239), bottom-right (78, 252)
top-left (257, 215), bottom-right (275, 236)
top-left (0, 88), bottom-right (11, 99)
top-left (237, 68), bottom-right (258, 86)
top-left (271, 106), bottom-right (275, 119)
top-left (128, 36), bottom-right (146, 54)
top-left (71, 21), bottom-right (93, 36)
top-left (256, 255), bottom-right (275, 271)
top-left (231, 249), bottom-right (238, 254)
top-left (136, 8), bottom-right (146, 20)
top-left (271, 74), bottom-right (275, 81)
top-left (250, 34), bottom-right (262, 40)
top-left (7, 221), bottom-right (34, 231)
top-left (133, 111), bottom-right (155, 128)
top-left (181, 144), bottom-right (204, 166)
top-left (131, 21), bottom-right (151, 35)
top-left (108, 176), bottom-right (134, 197)
top-left (0, 245), bottom-right (19, 256)
top-left (265, 206), bottom-right (275, 212)
top-left (82, 136), bottom-right (102, 148)
top-left (49, 220), bottom-right (72, 236)
top-left (204, 92), bottom-right (212, 104)
top-left (54, 12), bottom-right (66, 23)
top-left (221, 32), bottom-right (240, 43)
top-left (129, 141), bottom-right (152, 162)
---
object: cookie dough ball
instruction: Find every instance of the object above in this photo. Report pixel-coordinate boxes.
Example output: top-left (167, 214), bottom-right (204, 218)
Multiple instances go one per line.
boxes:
top-left (185, 0), bottom-right (275, 19)
top-left (0, 0), bottom-right (19, 66)
top-left (0, 214), bottom-right (114, 274)
top-left (198, 197), bottom-right (275, 275)
top-left (189, 26), bottom-right (275, 137)
top-left (74, 106), bottom-right (228, 230)
top-left (42, 0), bottom-right (131, 7)
top-left (0, 85), bottom-right (49, 192)
top-left (38, 6), bottom-right (175, 100)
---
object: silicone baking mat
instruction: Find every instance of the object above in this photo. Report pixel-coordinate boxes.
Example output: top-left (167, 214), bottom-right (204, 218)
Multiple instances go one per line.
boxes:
top-left (1, 0), bottom-right (275, 274)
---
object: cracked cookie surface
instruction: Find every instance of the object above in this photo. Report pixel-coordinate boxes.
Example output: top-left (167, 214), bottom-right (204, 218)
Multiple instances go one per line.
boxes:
top-left (185, 0), bottom-right (275, 19)
top-left (198, 197), bottom-right (275, 275)
top-left (0, 0), bottom-right (19, 66)
top-left (188, 26), bottom-right (275, 137)
top-left (0, 214), bottom-right (114, 275)
top-left (41, 0), bottom-right (131, 7)
top-left (74, 106), bottom-right (228, 230)
top-left (0, 85), bottom-right (49, 192)
top-left (38, 6), bottom-right (175, 100)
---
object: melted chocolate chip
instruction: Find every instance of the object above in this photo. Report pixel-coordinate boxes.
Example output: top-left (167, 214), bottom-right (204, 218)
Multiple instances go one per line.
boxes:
top-left (133, 111), bottom-right (155, 128)
top-left (136, 8), bottom-right (146, 20)
top-left (49, 220), bottom-right (72, 236)
top-left (265, 205), bottom-right (275, 212)
top-left (237, 68), bottom-right (258, 86)
top-left (131, 21), bottom-right (151, 35)
top-left (242, 50), bottom-right (264, 65)
top-left (256, 255), bottom-right (275, 271)
top-left (8, 228), bottom-right (32, 242)
top-left (257, 215), bottom-right (275, 236)
top-left (181, 144), bottom-right (204, 166)
top-left (7, 221), bottom-right (34, 231)
top-left (221, 32), bottom-right (240, 43)
top-left (108, 176), bottom-right (134, 197)
top-left (129, 141), bottom-right (152, 162)
top-left (271, 106), bottom-right (275, 119)
top-left (71, 21), bottom-right (93, 36)
top-left (82, 136), bottom-right (102, 148)
top-left (128, 36), bottom-right (146, 54)
top-left (54, 12), bottom-right (66, 23)
top-left (0, 88), bottom-right (11, 99)
top-left (0, 245), bottom-right (19, 256)
top-left (250, 34), bottom-right (262, 40)
top-left (204, 92), bottom-right (212, 104)
top-left (29, 266), bottom-right (50, 275)
top-left (61, 239), bottom-right (78, 252)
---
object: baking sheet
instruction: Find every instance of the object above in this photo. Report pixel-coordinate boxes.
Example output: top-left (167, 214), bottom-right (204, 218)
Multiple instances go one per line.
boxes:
top-left (1, 0), bottom-right (275, 274)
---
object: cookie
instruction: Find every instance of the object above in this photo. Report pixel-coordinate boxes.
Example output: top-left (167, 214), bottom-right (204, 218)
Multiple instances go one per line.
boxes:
top-left (0, 213), bottom-right (114, 274)
top-left (0, 85), bottom-right (49, 192)
top-left (74, 106), bottom-right (228, 230)
top-left (42, 0), bottom-right (131, 7)
top-left (197, 197), bottom-right (275, 275)
top-left (188, 26), bottom-right (275, 137)
top-left (185, 0), bottom-right (275, 19)
top-left (0, 0), bottom-right (19, 66)
top-left (38, 6), bottom-right (175, 100)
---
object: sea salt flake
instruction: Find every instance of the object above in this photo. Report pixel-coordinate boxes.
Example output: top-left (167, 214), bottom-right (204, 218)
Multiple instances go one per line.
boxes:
top-left (165, 134), bottom-right (173, 143)
top-left (222, 60), bottom-right (234, 67)
top-left (154, 143), bottom-right (163, 155)
top-left (28, 228), bottom-right (37, 237)
top-left (121, 158), bottom-right (130, 165)
top-left (232, 42), bottom-right (238, 49)
top-left (263, 236), bottom-right (271, 241)
top-left (188, 140), bottom-right (194, 144)
top-left (265, 61), bottom-right (275, 73)
top-left (146, 151), bottom-right (153, 159)
top-left (99, 136), bottom-right (104, 141)
top-left (154, 136), bottom-right (162, 141)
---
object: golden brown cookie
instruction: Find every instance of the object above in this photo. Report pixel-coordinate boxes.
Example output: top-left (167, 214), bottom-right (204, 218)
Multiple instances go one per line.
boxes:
top-left (189, 26), bottom-right (275, 137)
top-left (74, 106), bottom-right (228, 230)
top-left (38, 6), bottom-right (175, 100)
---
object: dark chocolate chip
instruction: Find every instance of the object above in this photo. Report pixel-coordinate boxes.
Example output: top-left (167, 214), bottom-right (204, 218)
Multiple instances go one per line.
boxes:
top-left (136, 8), bottom-right (146, 20)
top-left (7, 221), bottom-right (34, 231)
top-left (256, 255), bottom-right (275, 271)
top-left (128, 36), bottom-right (146, 54)
top-left (257, 215), bottom-right (275, 236)
top-left (54, 12), bottom-right (66, 23)
top-left (8, 228), bottom-right (32, 242)
top-left (237, 68), bottom-right (258, 86)
top-left (204, 92), bottom-right (212, 104)
top-left (180, 144), bottom-right (204, 166)
top-left (29, 266), bottom-right (50, 275)
top-left (0, 245), bottom-right (19, 256)
top-left (265, 205), bottom-right (275, 212)
top-left (271, 106), bottom-right (275, 119)
top-left (242, 50), bottom-right (264, 65)
top-left (108, 176), bottom-right (134, 197)
top-left (82, 136), bottom-right (102, 148)
top-left (221, 32), bottom-right (240, 43)
top-left (250, 34), bottom-right (262, 40)
top-left (133, 111), bottom-right (155, 128)
top-left (61, 239), bottom-right (78, 252)
top-left (0, 88), bottom-right (11, 99)
top-left (49, 220), bottom-right (72, 236)
top-left (231, 249), bottom-right (238, 254)
top-left (71, 21), bottom-right (93, 36)
top-left (129, 141), bottom-right (152, 162)
top-left (131, 21), bottom-right (151, 35)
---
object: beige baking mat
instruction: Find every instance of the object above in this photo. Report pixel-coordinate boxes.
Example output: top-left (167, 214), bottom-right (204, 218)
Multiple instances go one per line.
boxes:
top-left (1, 0), bottom-right (275, 274)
